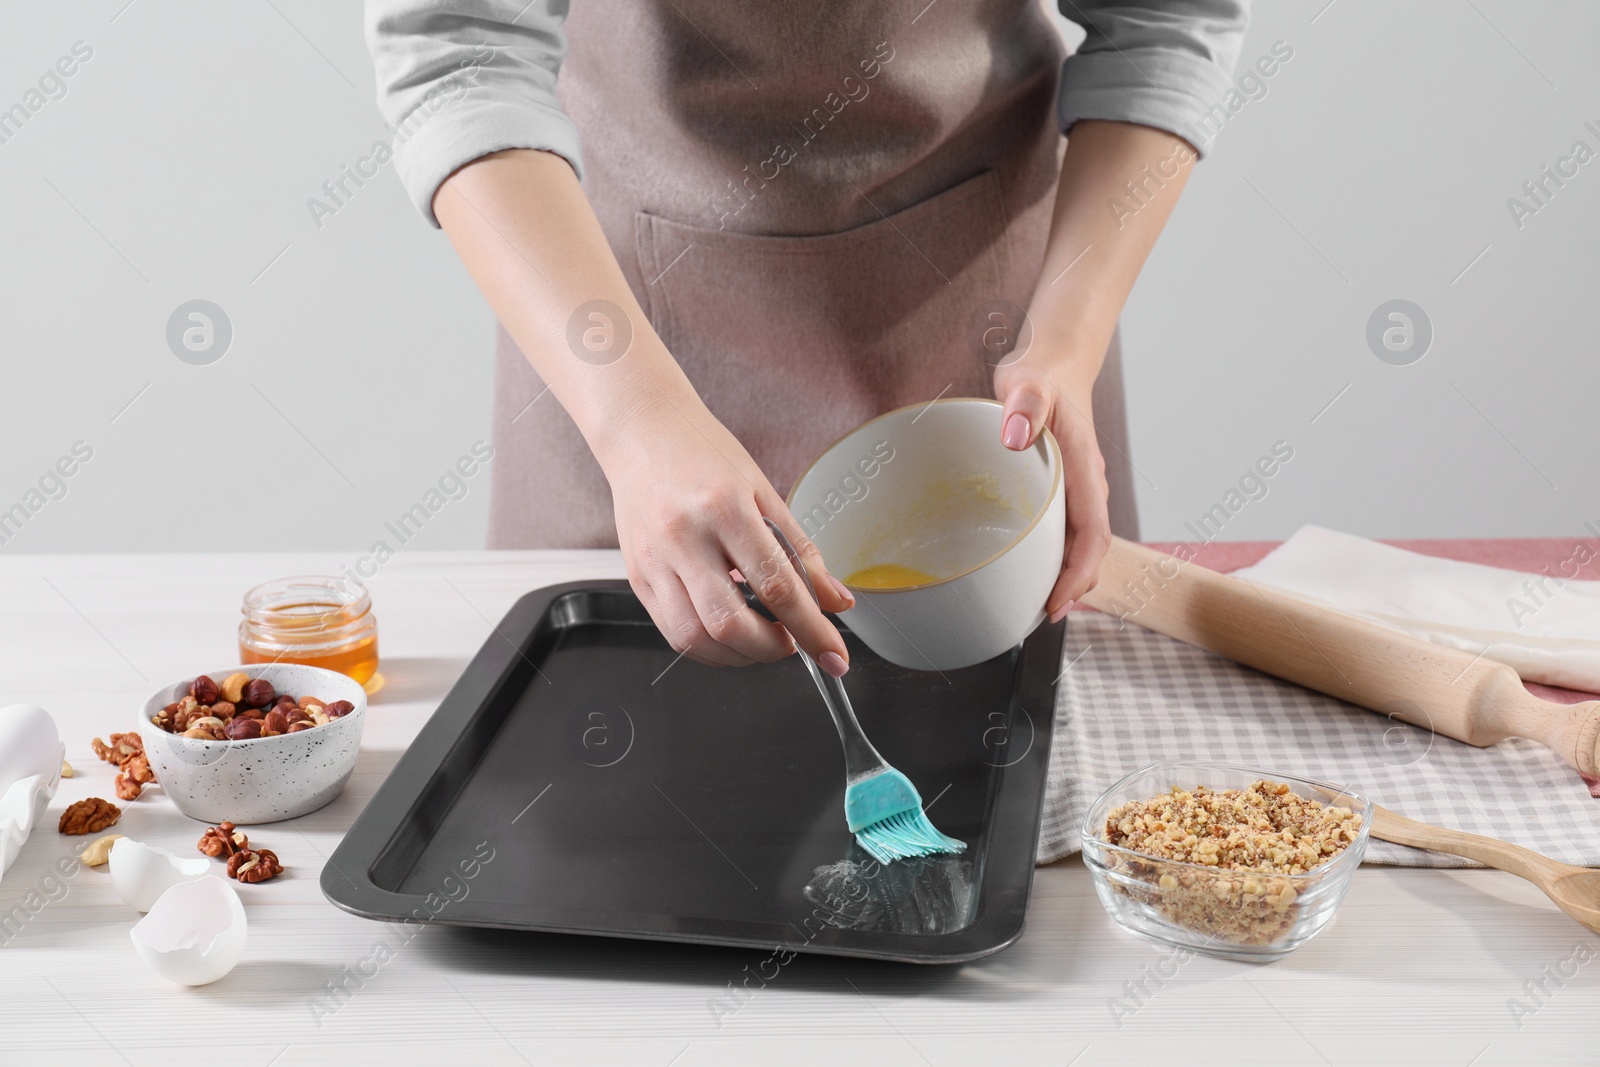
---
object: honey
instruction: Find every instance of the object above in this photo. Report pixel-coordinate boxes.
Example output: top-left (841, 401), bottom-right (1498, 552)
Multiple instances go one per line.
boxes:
top-left (844, 563), bottom-right (940, 590)
top-left (238, 576), bottom-right (382, 692)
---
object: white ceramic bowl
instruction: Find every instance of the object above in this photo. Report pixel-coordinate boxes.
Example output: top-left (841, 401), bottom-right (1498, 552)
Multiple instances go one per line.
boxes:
top-left (788, 397), bottom-right (1065, 671)
top-left (137, 664), bottom-right (366, 824)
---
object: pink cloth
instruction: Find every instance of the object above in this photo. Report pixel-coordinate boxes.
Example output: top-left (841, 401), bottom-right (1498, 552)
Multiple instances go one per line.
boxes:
top-left (1122, 538), bottom-right (1600, 798)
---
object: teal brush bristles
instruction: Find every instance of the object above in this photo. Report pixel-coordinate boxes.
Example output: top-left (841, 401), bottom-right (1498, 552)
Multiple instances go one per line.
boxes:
top-left (845, 766), bottom-right (966, 864)
top-left (855, 807), bottom-right (967, 864)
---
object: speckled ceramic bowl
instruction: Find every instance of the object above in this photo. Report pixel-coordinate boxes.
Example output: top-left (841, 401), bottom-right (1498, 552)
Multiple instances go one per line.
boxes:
top-left (137, 664), bottom-right (366, 825)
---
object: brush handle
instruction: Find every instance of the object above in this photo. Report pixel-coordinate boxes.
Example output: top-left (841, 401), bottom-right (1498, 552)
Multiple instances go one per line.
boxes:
top-left (794, 645), bottom-right (892, 784)
top-left (1081, 537), bottom-right (1600, 776)
top-left (745, 519), bottom-right (891, 784)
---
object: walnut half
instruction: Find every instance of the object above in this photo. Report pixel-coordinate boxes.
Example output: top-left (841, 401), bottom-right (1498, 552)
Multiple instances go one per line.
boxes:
top-left (227, 848), bottom-right (282, 883)
top-left (198, 821), bottom-right (249, 859)
top-left (90, 733), bottom-right (143, 765)
top-left (58, 798), bottom-right (121, 836)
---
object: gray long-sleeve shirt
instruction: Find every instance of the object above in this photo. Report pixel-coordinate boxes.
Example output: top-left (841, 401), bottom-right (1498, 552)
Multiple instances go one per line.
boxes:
top-left (365, 1), bottom-right (1251, 226)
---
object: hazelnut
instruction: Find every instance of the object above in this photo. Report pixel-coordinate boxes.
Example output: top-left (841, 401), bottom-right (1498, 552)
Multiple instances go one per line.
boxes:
top-left (325, 700), bottom-right (355, 719)
top-left (190, 675), bottom-right (220, 705)
top-left (220, 672), bottom-right (250, 704)
top-left (263, 709), bottom-right (290, 735)
top-left (286, 721), bottom-right (315, 733)
top-left (283, 708), bottom-right (311, 727)
top-left (242, 679), bottom-right (276, 709)
top-left (210, 701), bottom-right (236, 720)
top-left (236, 707), bottom-right (265, 721)
top-left (224, 718), bottom-right (263, 741)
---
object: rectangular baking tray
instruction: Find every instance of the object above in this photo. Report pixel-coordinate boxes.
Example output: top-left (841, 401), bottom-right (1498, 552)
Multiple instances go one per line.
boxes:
top-left (322, 581), bottom-right (1062, 963)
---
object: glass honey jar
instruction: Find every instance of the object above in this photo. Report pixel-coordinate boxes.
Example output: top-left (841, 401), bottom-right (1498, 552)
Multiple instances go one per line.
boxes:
top-left (238, 575), bottom-right (381, 692)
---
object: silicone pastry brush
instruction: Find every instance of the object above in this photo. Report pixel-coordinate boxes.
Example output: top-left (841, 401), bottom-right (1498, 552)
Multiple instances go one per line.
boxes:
top-left (749, 519), bottom-right (965, 864)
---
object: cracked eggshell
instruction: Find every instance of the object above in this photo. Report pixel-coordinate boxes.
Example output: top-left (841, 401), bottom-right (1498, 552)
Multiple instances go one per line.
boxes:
top-left (130, 876), bottom-right (247, 986)
top-left (0, 705), bottom-right (64, 883)
top-left (108, 838), bottom-right (213, 913)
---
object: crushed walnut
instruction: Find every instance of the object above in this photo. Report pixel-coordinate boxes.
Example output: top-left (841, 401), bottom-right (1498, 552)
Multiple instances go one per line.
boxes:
top-left (1100, 780), bottom-right (1363, 946)
top-left (1106, 780), bottom-right (1363, 874)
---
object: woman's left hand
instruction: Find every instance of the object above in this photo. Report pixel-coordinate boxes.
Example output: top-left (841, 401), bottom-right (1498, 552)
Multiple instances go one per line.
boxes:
top-left (985, 122), bottom-right (1198, 620)
top-left (993, 356), bottom-right (1111, 622)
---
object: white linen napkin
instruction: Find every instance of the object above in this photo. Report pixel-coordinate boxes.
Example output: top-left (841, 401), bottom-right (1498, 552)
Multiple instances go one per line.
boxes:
top-left (1232, 525), bottom-right (1600, 693)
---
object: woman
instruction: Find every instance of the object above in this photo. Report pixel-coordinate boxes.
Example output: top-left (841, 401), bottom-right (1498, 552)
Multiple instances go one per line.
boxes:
top-left (366, 0), bottom-right (1249, 675)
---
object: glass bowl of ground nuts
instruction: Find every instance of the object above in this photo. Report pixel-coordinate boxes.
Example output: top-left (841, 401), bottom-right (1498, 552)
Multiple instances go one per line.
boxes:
top-left (1080, 760), bottom-right (1371, 962)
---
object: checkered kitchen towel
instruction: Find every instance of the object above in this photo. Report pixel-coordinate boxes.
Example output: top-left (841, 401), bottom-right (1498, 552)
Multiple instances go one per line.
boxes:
top-left (1038, 610), bottom-right (1600, 868)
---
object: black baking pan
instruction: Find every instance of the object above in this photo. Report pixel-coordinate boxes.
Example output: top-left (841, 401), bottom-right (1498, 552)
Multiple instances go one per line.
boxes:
top-left (322, 581), bottom-right (1063, 963)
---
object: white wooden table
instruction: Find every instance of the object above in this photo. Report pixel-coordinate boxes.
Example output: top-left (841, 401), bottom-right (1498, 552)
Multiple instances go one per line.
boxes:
top-left (1, 552), bottom-right (1595, 1066)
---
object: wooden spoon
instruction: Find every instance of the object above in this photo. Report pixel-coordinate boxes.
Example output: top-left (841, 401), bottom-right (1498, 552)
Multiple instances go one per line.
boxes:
top-left (1372, 805), bottom-right (1600, 933)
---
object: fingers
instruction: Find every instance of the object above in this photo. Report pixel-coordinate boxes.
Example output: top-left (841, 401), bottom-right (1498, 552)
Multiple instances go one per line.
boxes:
top-left (1046, 567), bottom-right (1078, 625)
top-left (759, 494), bottom-right (855, 616)
top-left (999, 377), bottom-right (1053, 452)
top-left (1046, 418), bottom-right (1112, 621)
top-left (681, 547), bottom-right (796, 663)
top-left (998, 370), bottom-right (1111, 620)
top-left (724, 513), bottom-right (851, 677)
top-left (632, 568), bottom-right (756, 668)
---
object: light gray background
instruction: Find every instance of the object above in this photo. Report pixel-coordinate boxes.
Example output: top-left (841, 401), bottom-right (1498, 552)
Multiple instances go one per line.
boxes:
top-left (1, 0), bottom-right (1595, 554)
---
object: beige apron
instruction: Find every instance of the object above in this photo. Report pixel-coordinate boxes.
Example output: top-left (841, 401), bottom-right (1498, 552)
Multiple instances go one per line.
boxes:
top-left (487, 1), bottom-right (1138, 547)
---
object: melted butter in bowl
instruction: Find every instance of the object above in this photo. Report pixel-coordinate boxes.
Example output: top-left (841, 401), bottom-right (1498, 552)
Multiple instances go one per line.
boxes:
top-left (842, 473), bottom-right (1033, 592)
top-left (786, 397), bottom-right (1065, 670)
top-left (843, 563), bottom-right (941, 590)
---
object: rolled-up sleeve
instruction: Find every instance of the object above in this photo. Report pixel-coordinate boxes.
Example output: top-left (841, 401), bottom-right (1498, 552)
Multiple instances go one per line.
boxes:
top-left (365, 0), bottom-right (584, 226)
top-left (1056, 1), bottom-right (1251, 156)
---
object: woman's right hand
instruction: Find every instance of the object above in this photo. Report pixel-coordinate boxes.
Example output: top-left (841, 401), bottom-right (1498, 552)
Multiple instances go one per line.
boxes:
top-left (600, 396), bottom-right (856, 675)
top-left (431, 149), bottom-right (850, 669)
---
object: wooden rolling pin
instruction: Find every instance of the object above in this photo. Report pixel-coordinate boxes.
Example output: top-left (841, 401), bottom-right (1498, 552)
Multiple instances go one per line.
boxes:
top-left (1079, 537), bottom-right (1600, 777)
